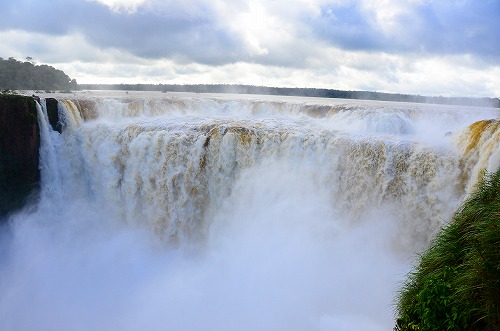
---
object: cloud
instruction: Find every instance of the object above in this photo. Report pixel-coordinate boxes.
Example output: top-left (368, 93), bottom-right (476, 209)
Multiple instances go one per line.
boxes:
top-left (0, 0), bottom-right (243, 65)
top-left (90, 0), bottom-right (148, 12)
top-left (0, 0), bottom-right (499, 96)
top-left (1, 0), bottom-right (498, 63)
top-left (313, 0), bottom-right (500, 58)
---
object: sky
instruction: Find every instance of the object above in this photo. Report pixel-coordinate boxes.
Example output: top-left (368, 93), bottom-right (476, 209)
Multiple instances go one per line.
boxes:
top-left (0, 0), bottom-right (499, 97)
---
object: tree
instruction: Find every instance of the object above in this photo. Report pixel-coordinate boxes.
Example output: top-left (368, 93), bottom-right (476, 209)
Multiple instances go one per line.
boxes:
top-left (0, 57), bottom-right (78, 91)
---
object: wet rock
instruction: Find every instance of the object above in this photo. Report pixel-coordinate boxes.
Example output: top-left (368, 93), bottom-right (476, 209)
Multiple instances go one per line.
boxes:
top-left (45, 97), bottom-right (61, 133)
top-left (0, 95), bottom-right (40, 217)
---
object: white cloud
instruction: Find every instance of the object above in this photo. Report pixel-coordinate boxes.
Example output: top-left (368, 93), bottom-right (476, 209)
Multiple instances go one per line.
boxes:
top-left (361, 0), bottom-right (410, 33)
top-left (90, 0), bottom-right (147, 12)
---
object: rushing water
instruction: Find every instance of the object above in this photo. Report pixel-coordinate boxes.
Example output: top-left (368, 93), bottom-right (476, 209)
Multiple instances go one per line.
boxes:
top-left (1, 92), bottom-right (499, 330)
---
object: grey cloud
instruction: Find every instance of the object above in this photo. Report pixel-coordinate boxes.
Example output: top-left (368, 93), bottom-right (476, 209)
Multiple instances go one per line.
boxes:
top-left (0, 0), bottom-right (87, 35)
top-left (397, 1), bottom-right (500, 56)
top-left (312, 1), bottom-right (500, 58)
top-left (313, 3), bottom-right (383, 51)
top-left (0, 0), bottom-right (244, 65)
top-left (81, 9), bottom-right (239, 64)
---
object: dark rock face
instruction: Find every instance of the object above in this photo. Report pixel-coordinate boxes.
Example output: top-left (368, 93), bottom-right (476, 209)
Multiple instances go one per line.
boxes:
top-left (45, 97), bottom-right (61, 133)
top-left (0, 95), bottom-right (40, 217)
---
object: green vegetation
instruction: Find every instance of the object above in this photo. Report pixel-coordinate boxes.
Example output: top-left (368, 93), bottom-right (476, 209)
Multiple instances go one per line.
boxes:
top-left (0, 57), bottom-right (78, 91)
top-left (395, 170), bottom-right (500, 330)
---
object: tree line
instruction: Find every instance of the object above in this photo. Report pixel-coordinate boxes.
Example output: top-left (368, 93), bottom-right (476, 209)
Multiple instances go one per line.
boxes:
top-left (1, 56), bottom-right (497, 108)
top-left (0, 57), bottom-right (78, 91)
top-left (81, 83), bottom-right (500, 108)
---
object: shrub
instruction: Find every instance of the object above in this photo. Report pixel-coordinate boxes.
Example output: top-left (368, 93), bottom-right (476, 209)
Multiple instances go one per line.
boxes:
top-left (395, 170), bottom-right (500, 330)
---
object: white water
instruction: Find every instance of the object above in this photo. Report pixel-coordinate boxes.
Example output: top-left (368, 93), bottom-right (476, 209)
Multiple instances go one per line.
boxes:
top-left (1, 92), bottom-right (499, 330)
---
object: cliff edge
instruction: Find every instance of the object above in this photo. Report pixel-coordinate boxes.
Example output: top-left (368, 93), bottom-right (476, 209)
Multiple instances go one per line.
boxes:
top-left (0, 94), bottom-right (40, 217)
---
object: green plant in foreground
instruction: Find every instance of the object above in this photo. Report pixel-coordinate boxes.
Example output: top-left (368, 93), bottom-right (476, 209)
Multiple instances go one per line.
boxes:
top-left (395, 170), bottom-right (500, 331)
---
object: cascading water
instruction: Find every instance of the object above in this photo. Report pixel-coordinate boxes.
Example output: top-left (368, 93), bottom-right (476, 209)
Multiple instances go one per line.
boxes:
top-left (1, 92), bottom-right (499, 330)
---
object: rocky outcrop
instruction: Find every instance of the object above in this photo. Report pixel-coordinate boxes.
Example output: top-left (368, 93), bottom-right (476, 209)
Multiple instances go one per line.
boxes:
top-left (0, 94), bottom-right (40, 217)
top-left (45, 97), bottom-right (61, 133)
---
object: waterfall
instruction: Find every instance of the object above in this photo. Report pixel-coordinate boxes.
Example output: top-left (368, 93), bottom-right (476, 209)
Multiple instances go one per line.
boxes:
top-left (36, 99), bottom-right (64, 206)
top-left (456, 119), bottom-right (500, 192)
top-left (1, 93), bottom-right (498, 331)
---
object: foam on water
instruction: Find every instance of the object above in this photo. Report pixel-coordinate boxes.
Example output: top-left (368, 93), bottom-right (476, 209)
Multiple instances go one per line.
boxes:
top-left (1, 93), bottom-right (499, 330)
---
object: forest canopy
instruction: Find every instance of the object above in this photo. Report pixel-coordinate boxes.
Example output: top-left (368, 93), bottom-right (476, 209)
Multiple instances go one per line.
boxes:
top-left (0, 57), bottom-right (78, 91)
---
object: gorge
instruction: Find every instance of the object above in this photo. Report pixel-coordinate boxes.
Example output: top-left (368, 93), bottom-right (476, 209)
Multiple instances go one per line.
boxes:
top-left (0, 91), bottom-right (499, 330)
